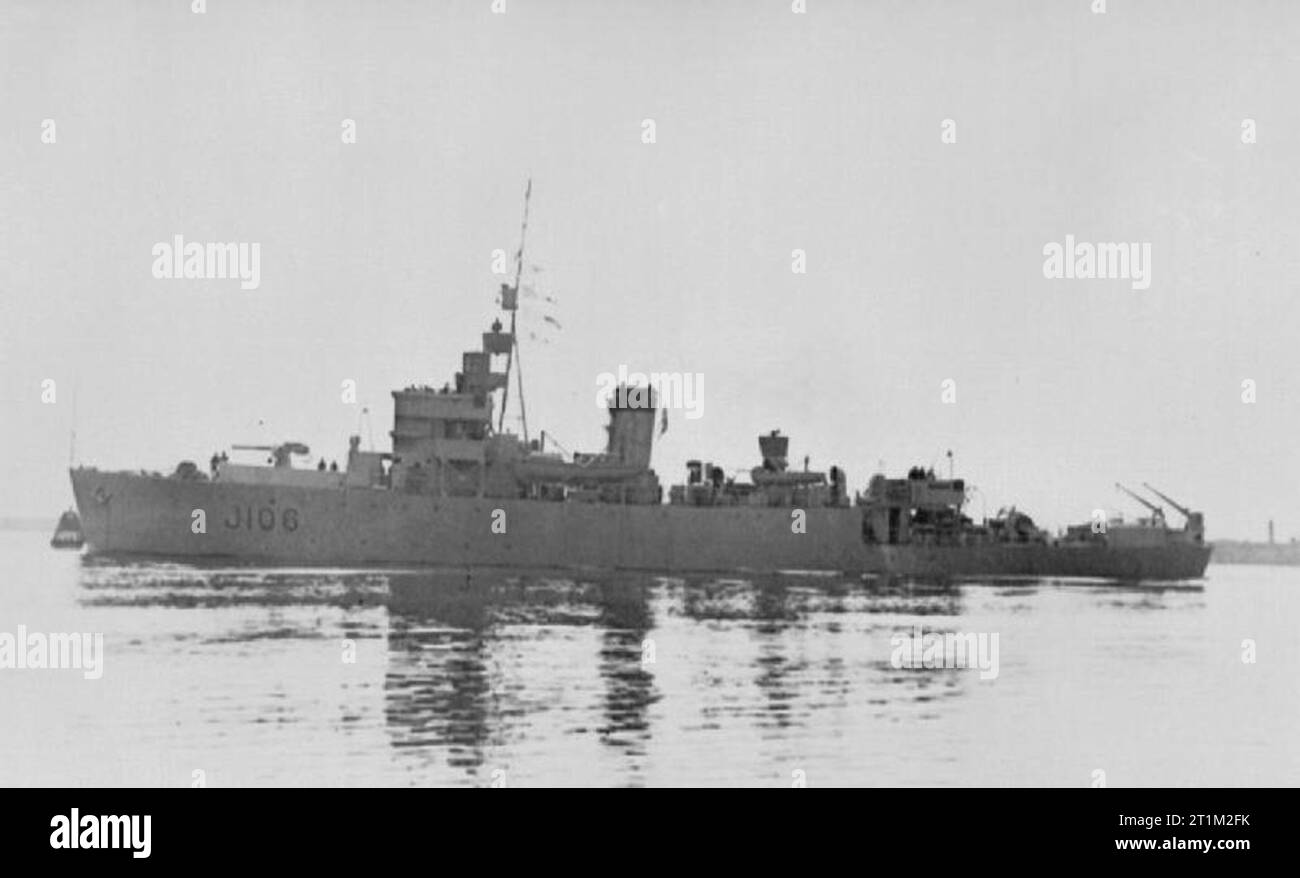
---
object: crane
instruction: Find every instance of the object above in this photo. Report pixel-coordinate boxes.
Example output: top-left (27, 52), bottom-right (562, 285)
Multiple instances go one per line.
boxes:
top-left (1141, 483), bottom-right (1193, 520)
top-left (1143, 482), bottom-right (1205, 540)
top-left (1115, 482), bottom-right (1165, 523)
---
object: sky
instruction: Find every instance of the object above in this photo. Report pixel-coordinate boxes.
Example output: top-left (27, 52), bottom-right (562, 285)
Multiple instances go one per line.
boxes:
top-left (1, 0), bottom-right (1298, 540)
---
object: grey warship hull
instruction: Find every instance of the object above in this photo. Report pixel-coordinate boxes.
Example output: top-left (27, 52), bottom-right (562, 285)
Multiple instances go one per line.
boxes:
top-left (71, 468), bottom-right (1212, 580)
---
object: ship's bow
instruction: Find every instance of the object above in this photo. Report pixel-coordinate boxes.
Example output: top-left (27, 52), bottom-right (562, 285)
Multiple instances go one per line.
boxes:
top-left (69, 467), bottom-right (111, 551)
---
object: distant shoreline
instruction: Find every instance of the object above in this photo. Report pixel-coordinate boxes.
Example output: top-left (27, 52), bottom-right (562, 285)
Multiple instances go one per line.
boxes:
top-left (1211, 541), bottom-right (1300, 566)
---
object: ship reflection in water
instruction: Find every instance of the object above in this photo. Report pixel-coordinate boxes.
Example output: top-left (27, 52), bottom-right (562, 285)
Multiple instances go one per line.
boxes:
top-left (18, 539), bottom-right (1291, 787)
top-left (380, 571), bottom-right (985, 785)
top-left (384, 573), bottom-right (664, 781)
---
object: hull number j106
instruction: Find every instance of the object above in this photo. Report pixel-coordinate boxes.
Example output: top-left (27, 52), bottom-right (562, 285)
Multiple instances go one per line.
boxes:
top-left (223, 505), bottom-right (299, 532)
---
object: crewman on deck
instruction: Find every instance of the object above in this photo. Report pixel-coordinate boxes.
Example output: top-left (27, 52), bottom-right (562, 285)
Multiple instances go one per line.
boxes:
top-left (318, 458), bottom-right (326, 471)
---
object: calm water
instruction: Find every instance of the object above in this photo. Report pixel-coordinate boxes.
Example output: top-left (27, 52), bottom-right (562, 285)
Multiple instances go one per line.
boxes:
top-left (1, 529), bottom-right (1296, 787)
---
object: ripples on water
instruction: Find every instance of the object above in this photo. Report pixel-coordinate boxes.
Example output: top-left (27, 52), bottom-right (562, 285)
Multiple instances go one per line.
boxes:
top-left (1, 532), bottom-right (1296, 787)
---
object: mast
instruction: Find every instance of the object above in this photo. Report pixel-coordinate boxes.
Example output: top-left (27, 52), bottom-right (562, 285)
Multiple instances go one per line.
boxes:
top-left (498, 178), bottom-right (532, 440)
top-left (68, 380), bottom-right (78, 468)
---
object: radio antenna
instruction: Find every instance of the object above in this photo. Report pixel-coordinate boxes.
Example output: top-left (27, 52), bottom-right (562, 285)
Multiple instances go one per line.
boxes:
top-left (498, 177), bottom-right (532, 441)
top-left (68, 379), bottom-right (79, 468)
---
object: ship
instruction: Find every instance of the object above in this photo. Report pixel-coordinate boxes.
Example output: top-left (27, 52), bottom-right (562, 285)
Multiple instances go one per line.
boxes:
top-left (67, 195), bottom-right (1211, 582)
top-left (66, 324), bottom-right (1212, 580)
top-left (50, 508), bottom-right (84, 549)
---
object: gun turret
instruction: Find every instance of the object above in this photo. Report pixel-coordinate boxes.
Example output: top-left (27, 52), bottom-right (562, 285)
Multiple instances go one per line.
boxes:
top-left (232, 442), bottom-right (311, 468)
top-left (1141, 483), bottom-right (1193, 519)
top-left (1115, 482), bottom-right (1164, 520)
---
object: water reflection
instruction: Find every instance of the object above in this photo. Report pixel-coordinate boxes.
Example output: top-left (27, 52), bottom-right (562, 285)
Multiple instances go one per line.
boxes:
top-left (752, 577), bottom-right (798, 732)
top-left (592, 577), bottom-right (657, 773)
top-left (382, 571), bottom-right (661, 784)
top-left (383, 572), bottom-right (506, 780)
top-left (24, 545), bottom-right (1278, 786)
top-left (68, 560), bottom-right (1057, 784)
